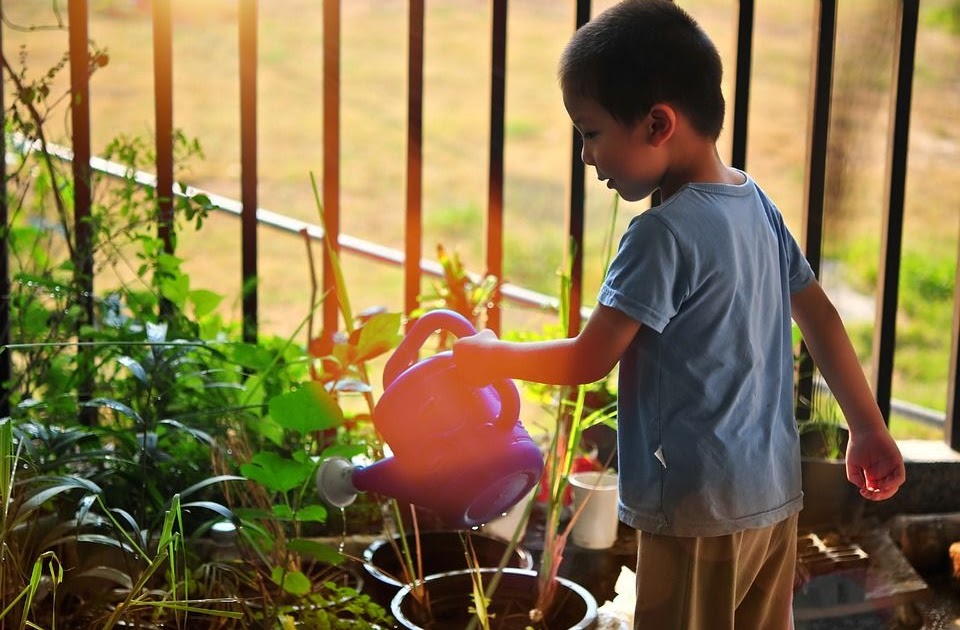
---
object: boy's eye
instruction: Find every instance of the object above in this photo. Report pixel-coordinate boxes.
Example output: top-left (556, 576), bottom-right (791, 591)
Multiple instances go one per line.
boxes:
top-left (581, 131), bottom-right (598, 140)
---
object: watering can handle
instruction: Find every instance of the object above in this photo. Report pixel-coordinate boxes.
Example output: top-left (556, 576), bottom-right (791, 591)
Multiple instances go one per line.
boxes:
top-left (383, 310), bottom-right (477, 387)
top-left (382, 309), bottom-right (521, 430)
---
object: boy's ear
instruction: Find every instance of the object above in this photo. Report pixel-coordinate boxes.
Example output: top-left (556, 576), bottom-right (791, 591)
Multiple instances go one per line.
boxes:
top-left (647, 104), bottom-right (677, 147)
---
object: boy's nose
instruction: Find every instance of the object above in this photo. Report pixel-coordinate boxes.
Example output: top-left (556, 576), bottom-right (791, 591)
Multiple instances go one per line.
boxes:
top-left (580, 144), bottom-right (595, 166)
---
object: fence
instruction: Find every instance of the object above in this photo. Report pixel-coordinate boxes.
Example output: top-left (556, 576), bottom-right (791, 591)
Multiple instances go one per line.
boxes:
top-left (1, 0), bottom-right (958, 446)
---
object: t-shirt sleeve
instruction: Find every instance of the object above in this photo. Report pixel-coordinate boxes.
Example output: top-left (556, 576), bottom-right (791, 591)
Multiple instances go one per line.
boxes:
top-left (597, 214), bottom-right (687, 333)
top-left (773, 213), bottom-right (816, 293)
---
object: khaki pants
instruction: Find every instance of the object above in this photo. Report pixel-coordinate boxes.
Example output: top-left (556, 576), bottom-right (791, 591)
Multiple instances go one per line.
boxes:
top-left (634, 513), bottom-right (798, 630)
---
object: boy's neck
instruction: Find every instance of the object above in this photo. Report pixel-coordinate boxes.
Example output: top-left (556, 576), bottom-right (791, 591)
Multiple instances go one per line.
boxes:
top-left (659, 132), bottom-right (743, 201)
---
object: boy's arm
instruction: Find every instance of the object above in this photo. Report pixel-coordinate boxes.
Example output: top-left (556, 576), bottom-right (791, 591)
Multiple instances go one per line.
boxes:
top-left (791, 281), bottom-right (905, 500)
top-left (453, 304), bottom-right (641, 386)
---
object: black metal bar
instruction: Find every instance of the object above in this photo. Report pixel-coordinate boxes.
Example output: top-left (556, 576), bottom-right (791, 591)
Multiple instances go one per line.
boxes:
top-left (69, 0), bottom-right (95, 425)
top-left (0, 13), bottom-right (9, 419)
top-left (153, 0), bottom-right (174, 256)
top-left (405, 0), bottom-right (425, 323)
top-left (69, 0), bottom-right (94, 319)
top-left (949, 227), bottom-right (960, 449)
top-left (485, 0), bottom-right (508, 335)
top-left (239, 0), bottom-right (259, 342)
top-left (566, 0), bottom-right (591, 338)
top-left (797, 0), bottom-right (837, 421)
top-left (731, 0), bottom-right (754, 170)
top-left (872, 0), bottom-right (918, 424)
top-left (801, 0), bottom-right (835, 278)
top-left (323, 0), bottom-right (341, 335)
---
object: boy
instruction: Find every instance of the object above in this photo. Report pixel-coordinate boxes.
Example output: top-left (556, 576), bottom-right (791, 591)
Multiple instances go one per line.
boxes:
top-left (453, 1), bottom-right (906, 628)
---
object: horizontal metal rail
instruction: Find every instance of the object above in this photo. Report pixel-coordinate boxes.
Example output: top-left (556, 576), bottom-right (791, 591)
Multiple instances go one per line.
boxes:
top-left (9, 136), bottom-right (575, 318)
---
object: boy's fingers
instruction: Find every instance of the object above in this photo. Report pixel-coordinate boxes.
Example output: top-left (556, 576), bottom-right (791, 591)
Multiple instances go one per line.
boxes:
top-left (859, 467), bottom-right (905, 500)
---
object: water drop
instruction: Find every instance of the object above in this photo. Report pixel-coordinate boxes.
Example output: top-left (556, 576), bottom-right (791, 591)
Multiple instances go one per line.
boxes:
top-left (338, 507), bottom-right (347, 554)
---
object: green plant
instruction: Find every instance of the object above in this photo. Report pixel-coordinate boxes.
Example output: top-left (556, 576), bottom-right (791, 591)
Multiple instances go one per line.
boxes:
top-left (794, 324), bottom-right (848, 460)
top-left (190, 175), bottom-right (400, 626)
top-left (211, 379), bottom-right (391, 626)
top-left (0, 411), bottom-right (248, 629)
top-left (796, 386), bottom-right (848, 460)
top-left (416, 243), bottom-right (501, 345)
top-left (2, 43), bottom-right (397, 626)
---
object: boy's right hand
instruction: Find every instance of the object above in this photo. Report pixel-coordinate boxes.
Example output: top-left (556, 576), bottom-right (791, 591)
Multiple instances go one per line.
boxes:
top-left (845, 426), bottom-right (906, 501)
top-left (452, 329), bottom-right (501, 385)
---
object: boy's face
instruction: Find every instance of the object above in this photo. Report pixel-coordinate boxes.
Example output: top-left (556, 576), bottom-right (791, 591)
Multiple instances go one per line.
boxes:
top-left (563, 89), bottom-right (666, 203)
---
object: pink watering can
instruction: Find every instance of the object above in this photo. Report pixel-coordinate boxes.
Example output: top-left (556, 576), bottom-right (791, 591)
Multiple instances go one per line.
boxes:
top-left (316, 309), bottom-right (543, 528)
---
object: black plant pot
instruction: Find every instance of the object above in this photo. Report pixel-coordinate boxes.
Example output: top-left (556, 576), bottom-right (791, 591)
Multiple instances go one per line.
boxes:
top-left (391, 567), bottom-right (598, 630)
top-left (363, 530), bottom-right (534, 607)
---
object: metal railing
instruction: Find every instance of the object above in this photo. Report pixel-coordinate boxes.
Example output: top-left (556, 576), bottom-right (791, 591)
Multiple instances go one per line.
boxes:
top-left (1, 0), bottom-right (957, 445)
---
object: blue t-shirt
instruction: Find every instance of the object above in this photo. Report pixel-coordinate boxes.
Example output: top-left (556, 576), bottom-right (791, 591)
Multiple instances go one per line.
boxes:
top-left (598, 173), bottom-right (815, 536)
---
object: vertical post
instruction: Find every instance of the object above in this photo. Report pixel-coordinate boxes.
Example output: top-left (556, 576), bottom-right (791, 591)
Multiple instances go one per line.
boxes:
top-left (730, 0), bottom-right (754, 170)
top-left (405, 0), bottom-right (425, 322)
top-left (948, 228), bottom-right (960, 449)
top-left (797, 0), bottom-right (837, 421)
top-left (565, 0), bottom-right (591, 337)
top-left (239, 0), bottom-right (259, 343)
top-left (485, 0), bottom-right (507, 335)
top-left (323, 0), bottom-right (341, 335)
top-left (69, 0), bottom-right (95, 424)
top-left (0, 12), bottom-right (9, 419)
top-left (153, 0), bottom-right (174, 256)
top-left (872, 0), bottom-right (918, 423)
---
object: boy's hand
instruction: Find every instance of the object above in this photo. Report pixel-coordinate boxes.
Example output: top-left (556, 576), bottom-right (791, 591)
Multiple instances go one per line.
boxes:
top-left (452, 329), bottom-right (500, 385)
top-left (844, 427), bottom-right (906, 501)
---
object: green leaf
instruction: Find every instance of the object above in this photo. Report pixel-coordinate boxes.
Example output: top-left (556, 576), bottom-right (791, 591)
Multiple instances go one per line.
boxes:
top-left (287, 538), bottom-right (343, 565)
top-left (22, 478), bottom-right (101, 513)
top-left (189, 289), bottom-right (223, 318)
top-left (76, 566), bottom-right (134, 590)
top-left (246, 413), bottom-right (284, 446)
top-left (116, 356), bottom-right (148, 384)
top-left (181, 500), bottom-right (238, 524)
top-left (158, 265), bottom-right (189, 308)
top-left (229, 343), bottom-right (276, 371)
top-left (268, 382), bottom-right (343, 435)
top-left (240, 452), bottom-right (313, 494)
top-left (293, 504), bottom-right (327, 523)
top-left (271, 567), bottom-right (312, 597)
top-left (272, 504), bottom-right (295, 520)
top-left (177, 475), bottom-right (245, 501)
top-left (83, 398), bottom-right (145, 426)
top-left (232, 507), bottom-right (272, 522)
top-left (354, 312), bottom-right (402, 362)
top-left (319, 443), bottom-right (366, 460)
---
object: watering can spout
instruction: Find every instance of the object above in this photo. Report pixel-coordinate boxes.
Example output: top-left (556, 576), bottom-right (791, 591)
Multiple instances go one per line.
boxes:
top-left (315, 456), bottom-right (426, 510)
top-left (315, 456), bottom-right (361, 508)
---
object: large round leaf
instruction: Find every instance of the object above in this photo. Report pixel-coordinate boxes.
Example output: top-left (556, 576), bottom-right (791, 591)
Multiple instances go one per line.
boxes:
top-left (268, 382), bottom-right (343, 435)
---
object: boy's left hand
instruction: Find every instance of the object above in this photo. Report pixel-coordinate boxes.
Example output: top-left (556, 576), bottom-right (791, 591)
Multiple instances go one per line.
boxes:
top-left (844, 427), bottom-right (906, 501)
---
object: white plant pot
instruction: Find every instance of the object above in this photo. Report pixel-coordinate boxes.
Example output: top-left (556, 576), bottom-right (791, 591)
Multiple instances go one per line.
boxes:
top-left (569, 470), bottom-right (620, 549)
top-left (482, 488), bottom-right (535, 542)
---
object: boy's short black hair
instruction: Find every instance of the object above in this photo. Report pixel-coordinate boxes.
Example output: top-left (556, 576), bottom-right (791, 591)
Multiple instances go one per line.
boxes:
top-left (559, 0), bottom-right (725, 139)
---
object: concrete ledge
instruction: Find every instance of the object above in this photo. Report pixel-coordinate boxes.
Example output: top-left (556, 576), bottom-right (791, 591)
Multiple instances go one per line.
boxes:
top-left (864, 440), bottom-right (960, 520)
top-left (897, 440), bottom-right (960, 463)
